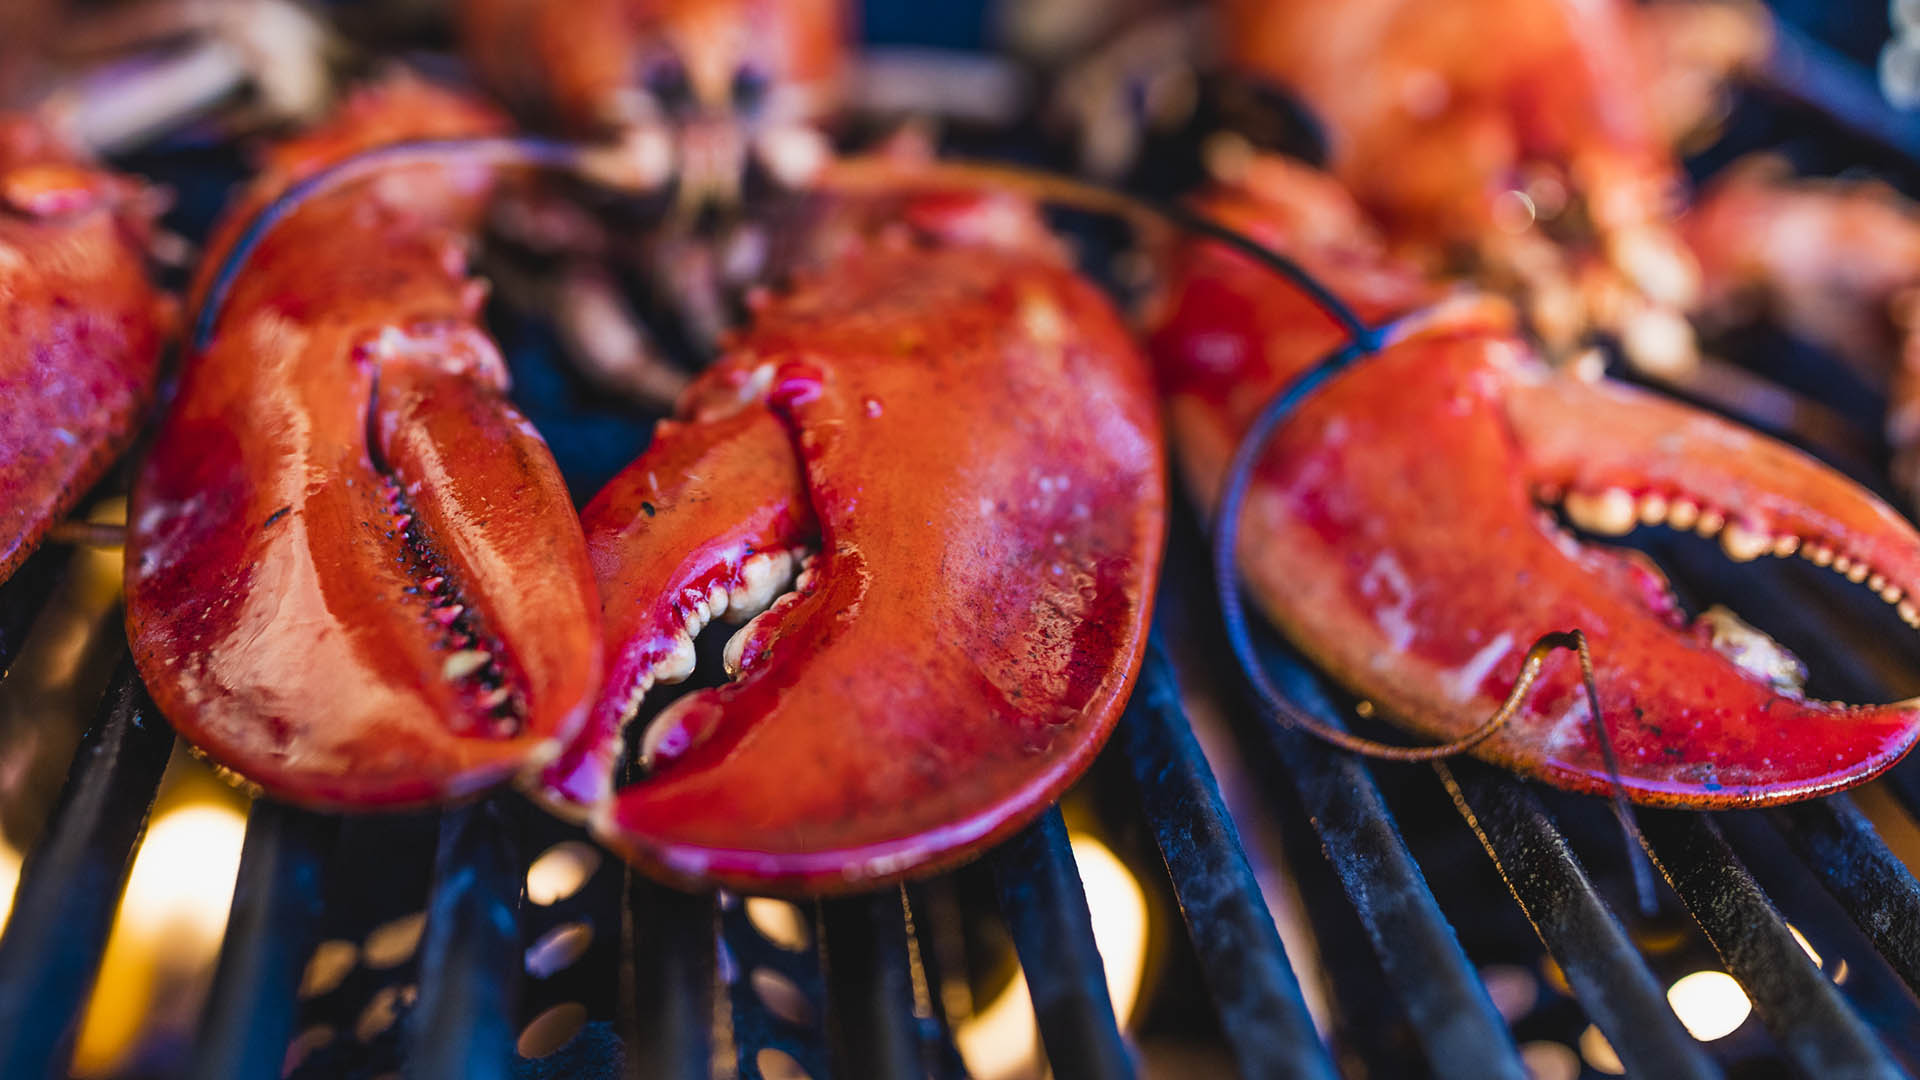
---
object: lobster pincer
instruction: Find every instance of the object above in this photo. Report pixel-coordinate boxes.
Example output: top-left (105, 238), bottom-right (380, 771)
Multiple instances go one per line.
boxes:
top-left (125, 79), bottom-right (602, 807)
top-left (0, 115), bottom-right (167, 586)
top-left (537, 187), bottom-right (1166, 892)
top-left (1152, 157), bottom-right (1920, 807)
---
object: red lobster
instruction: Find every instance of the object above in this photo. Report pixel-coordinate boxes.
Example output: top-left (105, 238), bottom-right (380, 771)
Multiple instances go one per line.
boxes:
top-left (0, 115), bottom-right (167, 587)
top-left (1683, 159), bottom-right (1920, 509)
top-left (1209, 0), bottom-right (1769, 374)
top-left (1151, 153), bottom-right (1920, 806)
top-left (539, 185), bottom-right (1164, 892)
top-left (125, 79), bottom-right (603, 806)
top-left (124, 78), bottom-right (1165, 893)
top-left (455, 0), bottom-right (851, 399)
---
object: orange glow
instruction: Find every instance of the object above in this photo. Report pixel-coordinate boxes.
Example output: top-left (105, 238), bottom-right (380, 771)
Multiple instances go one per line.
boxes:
top-left (69, 755), bottom-right (248, 1078)
top-left (954, 832), bottom-right (1149, 1080)
top-left (0, 841), bottom-right (18, 933)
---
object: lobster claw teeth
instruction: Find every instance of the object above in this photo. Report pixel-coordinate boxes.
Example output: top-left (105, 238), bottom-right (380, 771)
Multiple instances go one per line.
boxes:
top-left (1508, 368), bottom-right (1920, 628)
top-left (532, 405), bottom-right (817, 809)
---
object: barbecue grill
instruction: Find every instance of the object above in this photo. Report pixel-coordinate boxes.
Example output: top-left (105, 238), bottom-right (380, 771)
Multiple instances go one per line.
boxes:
top-left (5, 2), bottom-right (1920, 1077)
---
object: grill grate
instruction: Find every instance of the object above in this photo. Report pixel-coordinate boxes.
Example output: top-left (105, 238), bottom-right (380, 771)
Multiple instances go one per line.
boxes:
top-left (9, 3), bottom-right (1920, 1077)
top-left (8, 513), bottom-right (1920, 1077)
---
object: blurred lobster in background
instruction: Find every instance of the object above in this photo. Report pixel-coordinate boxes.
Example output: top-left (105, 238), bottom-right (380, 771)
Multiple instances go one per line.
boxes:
top-left (1683, 159), bottom-right (1920, 510)
top-left (1205, 0), bottom-right (1769, 375)
top-left (455, 0), bottom-right (854, 402)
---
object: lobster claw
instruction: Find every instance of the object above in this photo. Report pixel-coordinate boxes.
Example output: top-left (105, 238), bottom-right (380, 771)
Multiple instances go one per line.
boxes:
top-left (1501, 368), bottom-right (1920, 800)
top-left (1155, 158), bottom-right (1920, 807)
top-left (0, 116), bottom-right (166, 583)
top-left (540, 193), bottom-right (1165, 891)
top-left (126, 79), bottom-right (601, 807)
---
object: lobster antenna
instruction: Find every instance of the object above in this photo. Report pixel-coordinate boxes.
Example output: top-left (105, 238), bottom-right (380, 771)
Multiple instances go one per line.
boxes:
top-left (811, 157), bottom-right (1377, 345)
top-left (1573, 629), bottom-right (1660, 916)
top-left (189, 135), bottom-right (630, 352)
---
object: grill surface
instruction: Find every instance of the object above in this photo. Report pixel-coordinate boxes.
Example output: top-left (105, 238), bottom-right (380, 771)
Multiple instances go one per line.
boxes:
top-left (6, 1), bottom-right (1920, 1078)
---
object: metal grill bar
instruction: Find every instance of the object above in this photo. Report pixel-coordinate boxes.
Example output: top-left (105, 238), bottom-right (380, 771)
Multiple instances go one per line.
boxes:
top-left (0, 551), bottom-right (61, 680)
top-left (1769, 795), bottom-right (1920, 997)
top-left (1249, 641), bottom-right (1528, 1080)
top-left (1114, 635), bottom-right (1337, 1080)
top-left (407, 797), bottom-right (523, 1080)
top-left (1636, 809), bottom-right (1901, 1074)
top-left (821, 890), bottom-right (921, 1079)
top-left (627, 878), bottom-right (714, 1080)
top-left (186, 800), bottom-right (337, 1079)
top-left (1434, 759), bottom-right (1721, 1079)
top-left (987, 807), bottom-right (1135, 1080)
top-left (0, 659), bottom-right (172, 1078)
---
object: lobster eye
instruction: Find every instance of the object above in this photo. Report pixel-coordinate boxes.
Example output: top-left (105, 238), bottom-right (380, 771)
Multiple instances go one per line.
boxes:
top-left (645, 58), bottom-right (691, 111)
top-left (731, 67), bottom-right (768, 112)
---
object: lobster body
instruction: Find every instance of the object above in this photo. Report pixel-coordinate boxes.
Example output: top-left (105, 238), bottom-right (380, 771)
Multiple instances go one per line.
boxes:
top-left (460, 0), bottom-right (849, 135)
top-left (1682, 160), bottom-right (1920, 501)
top-left (552, 189), bottom-right (1166, 891)
top-left (1220, 0), bottom-right (1667, 252)
top-left (125, 81), bottom-right (602, 807)
top-left (1153, 157), bottom-right (1920, 807)
top-left (1212, 0), bottom-right (1770, 371)
top-left (0, 116), bottom-right (165, 583)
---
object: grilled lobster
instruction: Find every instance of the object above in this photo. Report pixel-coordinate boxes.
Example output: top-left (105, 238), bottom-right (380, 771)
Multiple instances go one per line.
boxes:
top-left (540, 185), bottom-right (1164, 892)
top-left (456, 0), bottom-right (850, 400)
top-left (1211, 0), bottom-right (1769, 375)
top-left (1151, 153), bottom-right (1920, 806)
top-left (125, 79), bottom-right (602, 807)
top-left (0, 115), bottom-right (167, 587)
top-left (459, 0), bottom-right (845, 195)
top-left (1683, 158), bottom-right (1920, 511)
top-left (123, 74), bottom-right (1164, 893)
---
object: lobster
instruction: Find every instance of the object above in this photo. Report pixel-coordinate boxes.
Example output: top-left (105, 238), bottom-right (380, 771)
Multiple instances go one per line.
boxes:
top-left (124, 79), bottom-right (604, 806)
top-left (123, 76), bottom-right (1165, 893)
top-left (1150, 152), bottom-right (1920, 807)
top-left (1682, 158), bottom-right (1920, 511)
top-left (0, 0), bottom-right (347, 595)
top-left (1207, 0), bottom-right (1772, 377)
top-left (0, 115), bottom-right (168, 589)
top-left (454, 0), bottom-right (851, 401)
top-left (540, 186), bottom-right (1164, 892)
